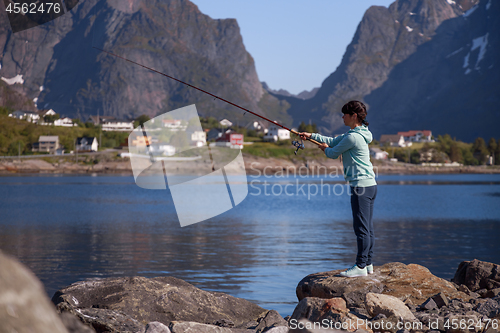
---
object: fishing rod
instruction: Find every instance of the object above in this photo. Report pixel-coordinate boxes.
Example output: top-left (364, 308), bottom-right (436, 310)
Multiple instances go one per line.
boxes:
top-left (92, 47), bottom-right (321, 154)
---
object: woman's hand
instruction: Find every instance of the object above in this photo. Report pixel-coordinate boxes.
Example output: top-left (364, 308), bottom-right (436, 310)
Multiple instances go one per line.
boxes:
top-left (318, 143), bottom-right (328, 152)
top-left (299, 132), bottom-right (311, 140)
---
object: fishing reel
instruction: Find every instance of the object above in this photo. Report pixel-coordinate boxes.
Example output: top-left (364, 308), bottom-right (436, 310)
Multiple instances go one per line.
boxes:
top-left (291, 138), bottom-right (305, 155)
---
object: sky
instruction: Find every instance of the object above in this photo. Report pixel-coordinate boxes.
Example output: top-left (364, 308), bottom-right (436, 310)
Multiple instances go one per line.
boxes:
top-left (190, 0), bottom-right (396, 95)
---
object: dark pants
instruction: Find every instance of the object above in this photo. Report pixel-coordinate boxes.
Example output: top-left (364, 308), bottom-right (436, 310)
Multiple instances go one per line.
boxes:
top-left (350, 185), bottom-right (377, 269)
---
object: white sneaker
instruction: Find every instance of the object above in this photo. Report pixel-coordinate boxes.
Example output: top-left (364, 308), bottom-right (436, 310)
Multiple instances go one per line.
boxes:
top-left (367, 264), bottom-right (374, 274)
top-left (339, 265), bottom-right (367, 277)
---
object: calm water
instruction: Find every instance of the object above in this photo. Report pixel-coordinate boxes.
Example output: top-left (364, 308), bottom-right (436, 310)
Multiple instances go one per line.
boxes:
top-left (1, 173), bottom-right (499, 316)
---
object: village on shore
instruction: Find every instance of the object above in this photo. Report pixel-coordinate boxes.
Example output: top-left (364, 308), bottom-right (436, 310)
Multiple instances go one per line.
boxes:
top-left (1, 109), bottom-right (500, 175)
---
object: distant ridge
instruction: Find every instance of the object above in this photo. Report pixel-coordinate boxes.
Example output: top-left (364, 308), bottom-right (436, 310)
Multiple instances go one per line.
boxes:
top-left (261, 82), bottom-right (319, 100)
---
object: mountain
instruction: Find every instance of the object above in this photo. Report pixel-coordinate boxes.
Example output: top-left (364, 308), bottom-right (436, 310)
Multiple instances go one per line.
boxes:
top-left (0, 0), bottom-right (290, 125)
top-left (283, 0), bottom-right (479, 136)
top-left (261, 82), bottom-right (319, 100)
top-left (366, 0), bottom-right (499, 142)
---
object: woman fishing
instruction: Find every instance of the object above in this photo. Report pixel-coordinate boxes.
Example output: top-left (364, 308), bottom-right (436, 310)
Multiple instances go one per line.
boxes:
top-left (299, 101), bottom-right (377, 277)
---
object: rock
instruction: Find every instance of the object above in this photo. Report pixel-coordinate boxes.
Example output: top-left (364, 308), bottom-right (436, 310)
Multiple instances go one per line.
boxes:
top-left (484, 288), bottom-right (500, 299)
top-left (213, 319), bottom-right (235, 328)
top-left (477, 289), bottom-right (489, 297)
top-left (420, 297), bottom-right (438, 311)
top-left (297, 262), bottom-right (469, 309)
top-left (61, 307), bottom-right (145, 333)
top-left (432, 293), bottom-right (450, 308)
top-left (395, 329), bottom-right (409, 333)
top-left (458, 285), bottom-right (481, 299)
top-left (144, 321), bottom-right (171, 333)
top-left (52, 276), bottom-right (267, 329)
top-left (254, 310), bottom-right (287, 333)
top-left (168, 321), bottom-right (250, 333)
top-left (289, 297), bottom-right (373, 332)
top-left (0, 250), bottom-right (69, 333)
top-left (474, 299), bottom-right (500, 318)
top-left (290, 297), bottom-right (347, 323)
top-left (365, 293), bottom-right (417, 322)
top-left (416, 312), bottom-right (443, 330)
top-left (452, 259), bottom-right (500, 292)
top-left (371, 313), bottom-right (387, 321)
top-left (59, 312), bottom-right (95, 333)
top-left (264, 327), bottom-right (289, 333)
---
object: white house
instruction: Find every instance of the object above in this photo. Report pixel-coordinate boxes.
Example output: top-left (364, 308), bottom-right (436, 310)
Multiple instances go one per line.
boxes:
top-left (397, 130), bottom-right (433, 142)
top-left (76, 137), bottom-right (99, 152)
top-left (9, 110), bottom-right (40, 123)
top-left (102, 120), bottom-right (134, 131)
top-left (370, 147), bottom-right (389, 160)
top-left (162, 119), bottom-right (186, 131)
top-left (247, 120), bottom-right (268, 133)
top-left (54, 117), bottom-right (76, 127)
top-left (379, 134), bottom-right (410, 147)
top-left (87, 115), bottom-right (134, 131)
top-left (189, 130), bottom-right (206, 147)
top-left (150, 143), bottom-right (176, 156)
top-left (263, 123), bottom-right (290, 142)
top-left (101, 118), bottom-right (134, 131)
top-left (219, 119), bottom-right (233, 127)
top-left (38, 109), bottom-right (57, 118)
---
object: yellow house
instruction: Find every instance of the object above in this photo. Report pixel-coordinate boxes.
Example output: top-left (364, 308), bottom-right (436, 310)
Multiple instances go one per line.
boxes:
top-left (132, 135), bottom-right (152, 147)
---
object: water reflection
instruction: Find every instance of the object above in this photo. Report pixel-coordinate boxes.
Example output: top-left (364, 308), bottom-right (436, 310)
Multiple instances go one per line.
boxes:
top-left (0, 174), bottom-right (499, 316)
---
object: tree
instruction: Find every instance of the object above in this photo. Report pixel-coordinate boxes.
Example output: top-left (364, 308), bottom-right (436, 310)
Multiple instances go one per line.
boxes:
top-left (298, 121), bottom-right (317, 133)
top-left (472, 137), bottom-right (489, 164)
top-left (44, 113), bottom-right (60, 123)
top-left (298, 121), bottom-right (307, 132)
top-left (437, 134), bottom-right (453, 155)
top-left (488, 138), bottom-right (497, 165)
top-left (488, 138), bottom-right (497, 154)
top-left (410, 149), bottom-right (420, 164)
top-left (449, 142), bottom-right (463, 163)
top-left (7, 140), bottom-right (25, 156)
top-left (0, 106), bottom-right (11, 116)
top-left (462, 147), bottom-right (477, 165)
top-left (496, 139), bottom-right (500, 165)
top-left (73, 118), bottom-right (83, 127)
top-left (134, 114), bottom-right (151, 128)
top-left (394, 149), bottom-right (408, 163)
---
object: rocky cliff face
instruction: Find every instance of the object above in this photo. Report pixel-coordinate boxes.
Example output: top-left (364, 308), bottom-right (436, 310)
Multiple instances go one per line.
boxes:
top-left (285, 0), bottom-right (478, 135)
top-left (365, 0), bottom-right (499, 142)
top-left (0, 0), bottom-right (289, 124)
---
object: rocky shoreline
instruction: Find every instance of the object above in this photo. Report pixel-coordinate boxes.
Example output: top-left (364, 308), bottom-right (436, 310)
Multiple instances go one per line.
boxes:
top-left (1, 250), bottom-right (499, 333)
top-left (0, 155), bottom-right (499, 175)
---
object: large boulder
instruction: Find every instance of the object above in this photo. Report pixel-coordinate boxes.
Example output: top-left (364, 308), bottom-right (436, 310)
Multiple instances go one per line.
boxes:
top-left (364, 293), bottom-right (416, 322)
top-left (452, 259), bottom-right (500, 292)
top-left (290, 297), bottom-right (348, 323)
top-left (296, 262), bottom-right (469, 309)
top-left (289, 297), bottom-right (373, 333)
top-left (0, 250), bottom-right (69, 333)
top-left (52, 276), bottom-right (268, 330)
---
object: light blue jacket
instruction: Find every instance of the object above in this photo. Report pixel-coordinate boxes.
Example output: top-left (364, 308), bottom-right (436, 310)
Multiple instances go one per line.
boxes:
top-left (312, 125), bottom-right (377, 187)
